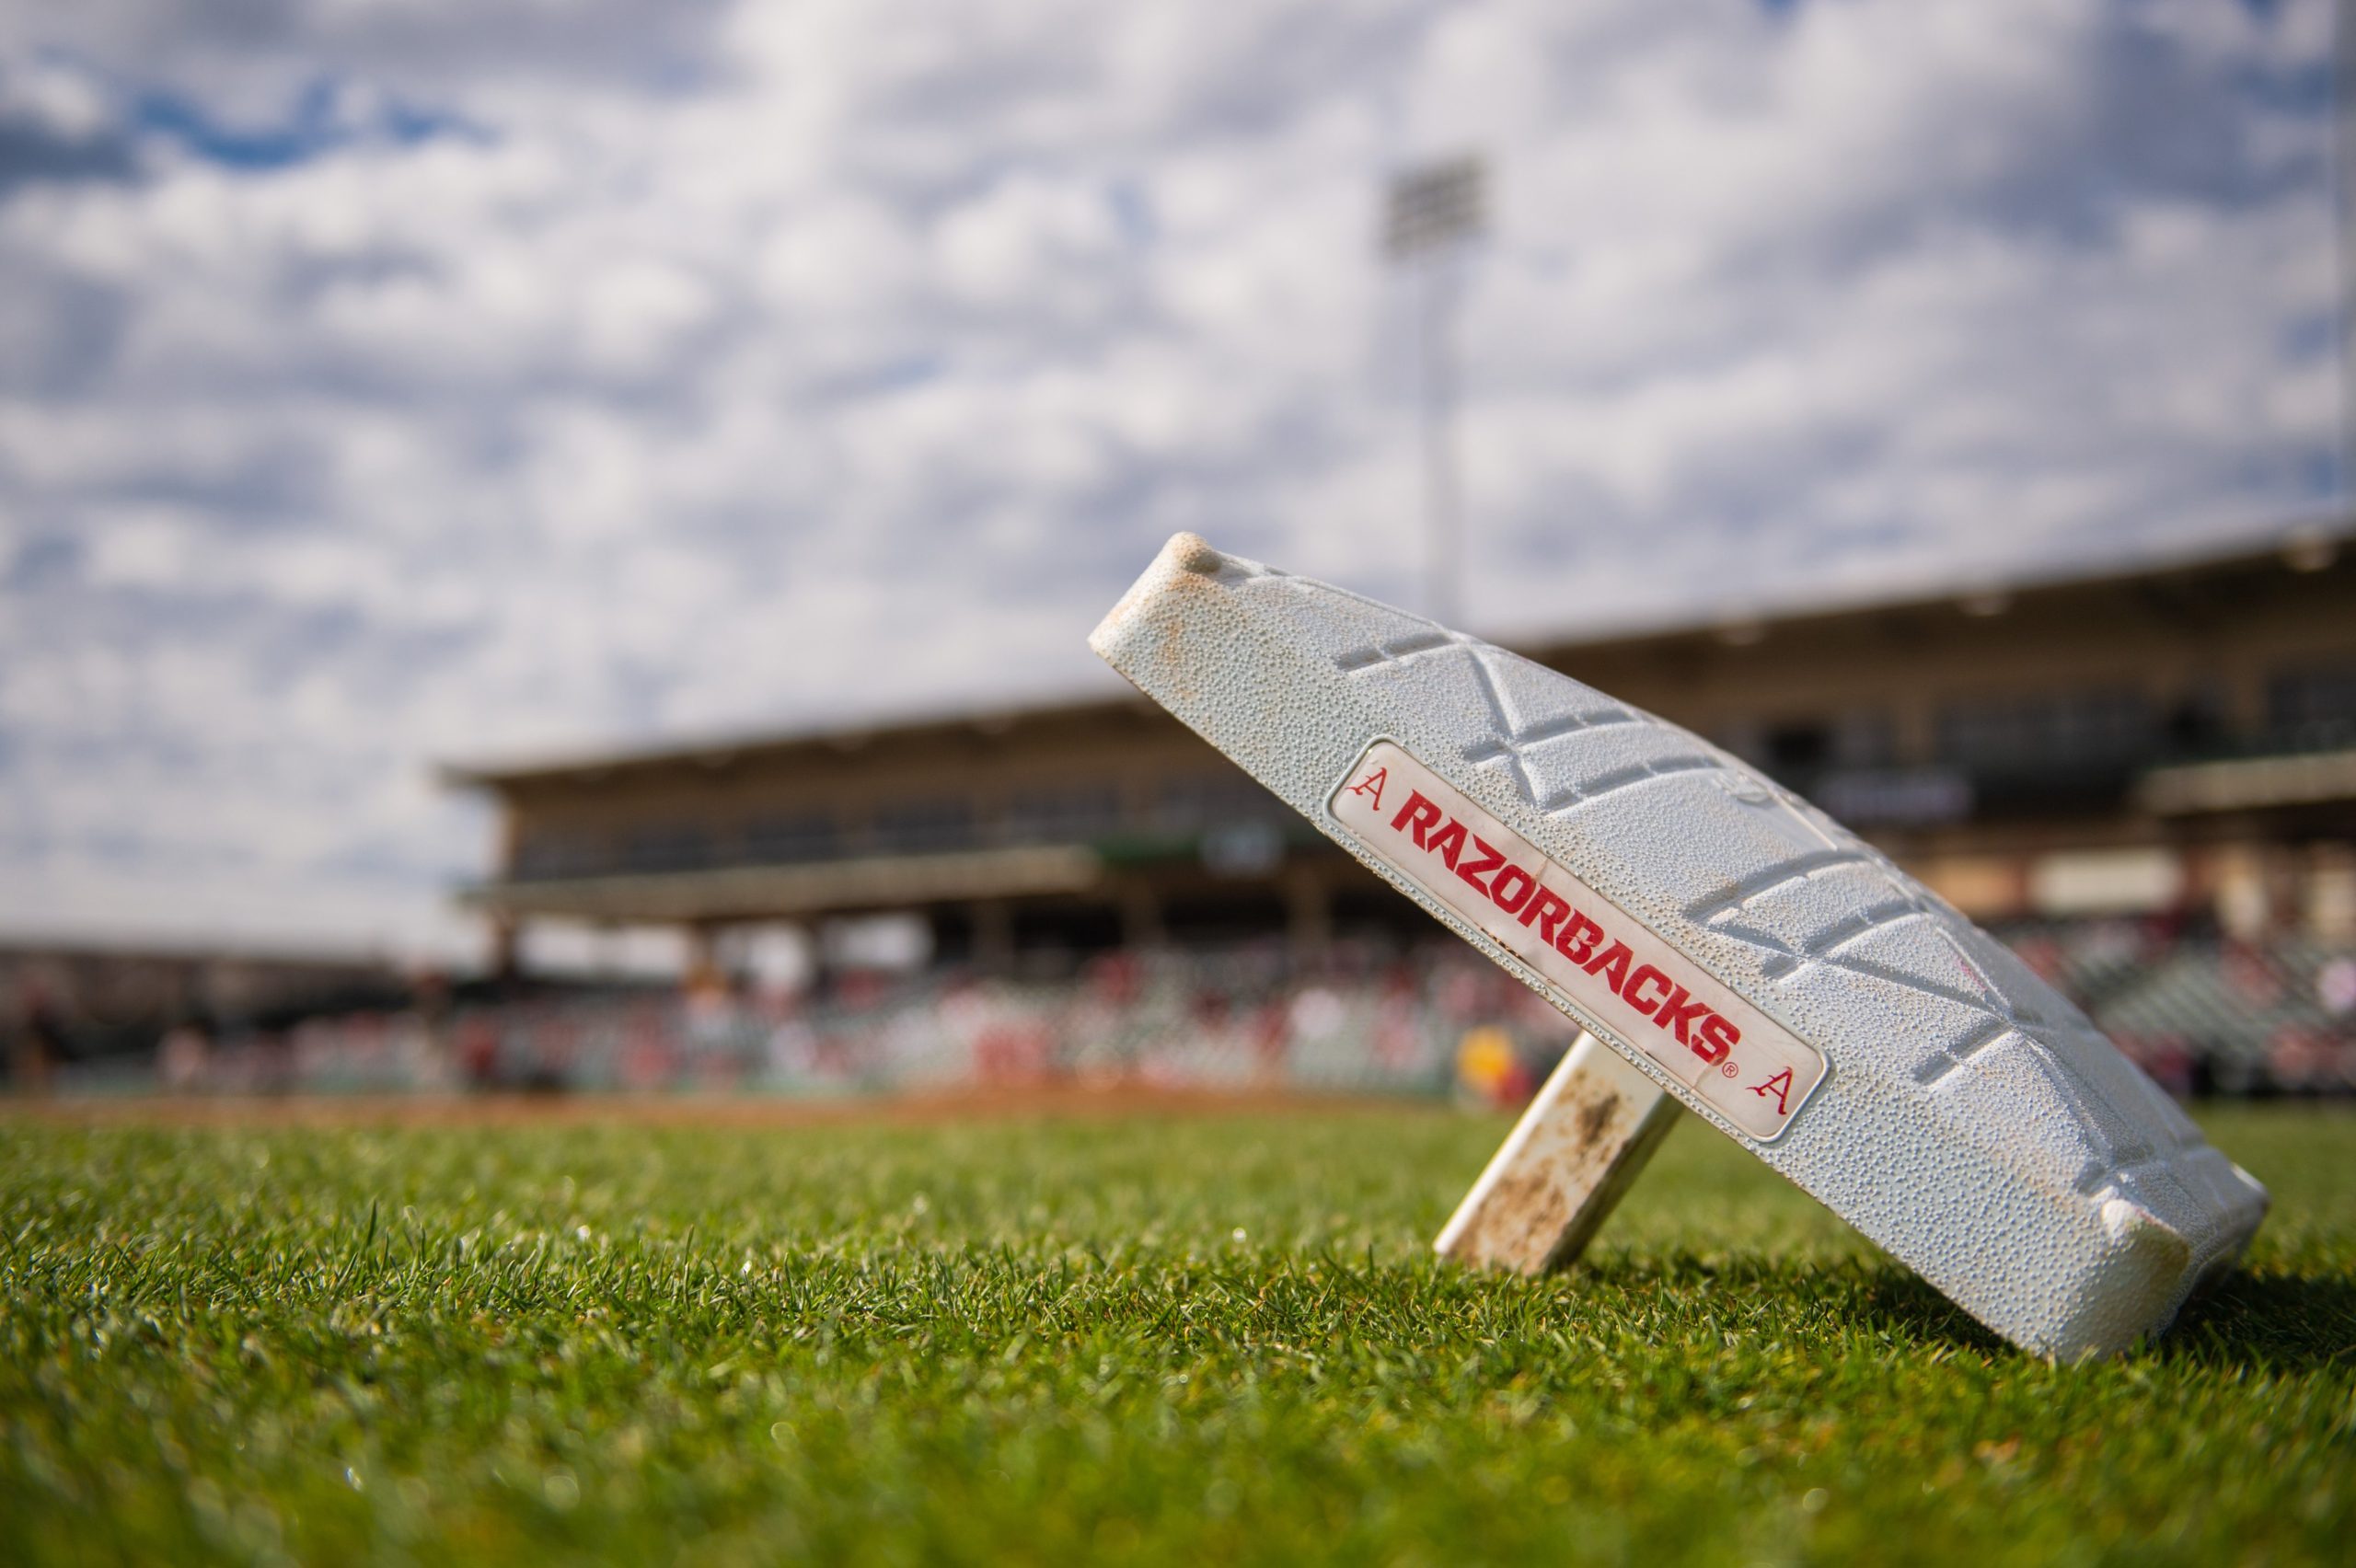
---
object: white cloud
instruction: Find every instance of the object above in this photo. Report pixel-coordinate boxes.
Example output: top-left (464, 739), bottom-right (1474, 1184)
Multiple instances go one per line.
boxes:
top-left (0, 0), bottom-right (2338, 959)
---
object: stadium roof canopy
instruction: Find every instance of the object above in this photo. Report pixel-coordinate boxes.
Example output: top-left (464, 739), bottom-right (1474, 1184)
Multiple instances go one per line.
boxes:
top-left (442, 522), bottom-right (2355, 793)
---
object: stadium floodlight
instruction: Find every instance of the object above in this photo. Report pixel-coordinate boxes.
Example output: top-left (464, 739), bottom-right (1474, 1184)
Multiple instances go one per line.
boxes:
top-left (1091, 533), bottom-right (2269, 1359)
top-left (1384, 155), bottom-right (1486, 628)
top-left (1384, 156), bottom-right (1486, 261)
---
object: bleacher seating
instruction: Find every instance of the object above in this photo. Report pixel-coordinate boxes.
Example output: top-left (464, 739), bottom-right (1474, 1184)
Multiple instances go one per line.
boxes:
top-left (97, 918), bottom-right (2356, 1102)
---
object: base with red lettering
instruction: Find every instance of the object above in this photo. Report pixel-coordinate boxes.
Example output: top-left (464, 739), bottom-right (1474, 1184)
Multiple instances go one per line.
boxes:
top-left (1091, 532), bottom-right (2269, 1359)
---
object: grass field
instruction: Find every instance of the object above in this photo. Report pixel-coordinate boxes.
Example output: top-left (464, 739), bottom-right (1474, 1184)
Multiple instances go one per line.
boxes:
top-left (3, 1102), bottom-right (2351, 1566)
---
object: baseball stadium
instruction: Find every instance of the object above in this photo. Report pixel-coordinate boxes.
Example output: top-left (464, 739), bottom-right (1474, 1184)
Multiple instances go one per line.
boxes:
top-left (9, 523), bottom-right (2354, 1565)
top-left (6, 5), bottom-right (2355, 1565)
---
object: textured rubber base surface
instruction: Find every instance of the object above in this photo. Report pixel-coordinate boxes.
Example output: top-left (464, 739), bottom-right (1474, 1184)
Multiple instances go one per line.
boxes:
top-left (1091, 532), bottom-right (2269, 1358)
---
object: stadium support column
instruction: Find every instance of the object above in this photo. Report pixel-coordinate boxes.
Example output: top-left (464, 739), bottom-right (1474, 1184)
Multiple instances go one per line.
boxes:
top-left (1117, 881), bottom-right (1162, 951)
top-left (969, 900), bottom-right (1014, 975)
top-left (2308, 844), bottom-right (2356, 942)
top-left (1285, 866), bottom-right (1330, 958)
top-left (487, 917), bottom-right (521, 983)
top-left (685, 923), bottom-right (722, 990)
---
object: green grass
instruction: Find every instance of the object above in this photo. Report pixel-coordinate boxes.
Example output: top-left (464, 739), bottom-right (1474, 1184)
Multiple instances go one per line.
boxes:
top-left (2, 1104), bottom-right (2351, 1567)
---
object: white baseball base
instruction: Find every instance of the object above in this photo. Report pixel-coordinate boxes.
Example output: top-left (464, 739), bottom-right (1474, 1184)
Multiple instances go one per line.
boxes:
top-left (1091, 532), bottom-right (2269, 1358)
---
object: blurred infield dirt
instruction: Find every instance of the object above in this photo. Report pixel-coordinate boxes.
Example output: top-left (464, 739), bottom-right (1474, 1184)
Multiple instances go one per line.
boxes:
top-left (0, 1085), bottom-right (1416, 1128)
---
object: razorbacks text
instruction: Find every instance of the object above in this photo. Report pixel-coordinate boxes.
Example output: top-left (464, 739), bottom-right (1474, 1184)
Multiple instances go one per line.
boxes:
top-left (1388, 790), bottom-right (1741, 1066)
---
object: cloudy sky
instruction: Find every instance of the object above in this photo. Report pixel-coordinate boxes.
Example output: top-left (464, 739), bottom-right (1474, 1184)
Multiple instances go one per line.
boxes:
top-left (0, 0), bottom-right (2340, 958)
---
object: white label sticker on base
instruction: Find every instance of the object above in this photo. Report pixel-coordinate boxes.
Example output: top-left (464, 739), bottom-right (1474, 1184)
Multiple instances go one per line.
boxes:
top-left (1329, 740), bottom-right (1825, 1140)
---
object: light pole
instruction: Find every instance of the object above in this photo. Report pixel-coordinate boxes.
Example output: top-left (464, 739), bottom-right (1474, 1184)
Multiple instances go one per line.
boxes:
top-left (2336, 2), bottom-right (2356, 522)
top-left (1384, 155), bottom-right (1487, 628)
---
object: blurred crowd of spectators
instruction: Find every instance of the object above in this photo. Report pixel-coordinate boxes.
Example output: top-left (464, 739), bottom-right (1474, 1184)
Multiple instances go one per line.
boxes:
top-left (131, 946), bottom-right (1532, 1102)
top-left (2005, 921), bottom-right (2356, 1098)
top-left (22, 919), bottom-right (2356, 1105)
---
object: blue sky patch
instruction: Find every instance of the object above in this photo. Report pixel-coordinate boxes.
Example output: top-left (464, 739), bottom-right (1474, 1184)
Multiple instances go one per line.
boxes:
top-left (133, 75), bottom-right (482, 171)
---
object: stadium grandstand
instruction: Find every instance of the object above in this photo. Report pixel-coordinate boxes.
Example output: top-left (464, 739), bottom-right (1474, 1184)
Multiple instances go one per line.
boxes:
top-left (20, 527), bottom-right (2356, 1102)
top-left (0, 943), bottom-right (410, 1096)
top-left (230, 524), bottom-right (2336, 1107)
top-left (451, 529), bottom-right (2356, 967)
